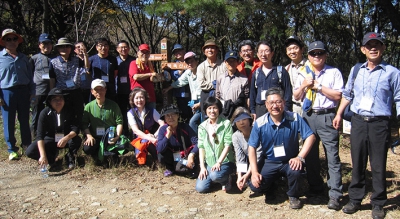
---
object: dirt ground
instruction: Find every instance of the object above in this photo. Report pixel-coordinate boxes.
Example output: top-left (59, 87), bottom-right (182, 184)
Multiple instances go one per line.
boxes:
top-left (0, 135), bottom-right (400, 219)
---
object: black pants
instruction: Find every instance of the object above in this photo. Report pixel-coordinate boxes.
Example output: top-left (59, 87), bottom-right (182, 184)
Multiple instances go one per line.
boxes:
top-left (117, 93), bottom-right (130, 136)
top-left (348, 115), bottom-right (390, 206)
top-left (64, 89), bottom-right (84, 129)
top-left (255, 104), bottom-right (267, 118)
top-left (158, 149), bottom-right (199, 173)
top-left (31, 95), bottom-right (47, 136)
top-left (26, 136), bottom-right (82, 164)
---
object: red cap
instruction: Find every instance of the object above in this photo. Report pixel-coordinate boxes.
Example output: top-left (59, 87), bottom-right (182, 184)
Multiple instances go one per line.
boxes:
top-left (138, 44), bottom-right (150, 52)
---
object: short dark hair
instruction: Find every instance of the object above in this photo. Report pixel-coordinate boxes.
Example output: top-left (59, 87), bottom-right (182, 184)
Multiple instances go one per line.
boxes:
top-left (203, 96), bottom-right (223, 115)
top-left (95, 38), bottom-right (110, 45)
top-left (129, 87), bottom-right (150, 108)
top-left (238, 40), bottom-right (255, 51)
top-left (256, 40), bottom-right (274, 52)
top-left (74, 41), bottom-right (86, 46)
top-left (265, 87), bottom-right (284, 100)
top-left (117, 40), bottom-right (129, 47)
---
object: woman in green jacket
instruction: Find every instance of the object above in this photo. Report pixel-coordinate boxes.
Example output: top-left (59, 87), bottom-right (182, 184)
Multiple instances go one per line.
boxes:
top-left (196, 96), bottom-right (235, 193)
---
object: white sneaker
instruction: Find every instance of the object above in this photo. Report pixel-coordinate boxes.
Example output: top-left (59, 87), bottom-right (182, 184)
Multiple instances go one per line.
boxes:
top-left (222, 175), bottom-right (232, 192)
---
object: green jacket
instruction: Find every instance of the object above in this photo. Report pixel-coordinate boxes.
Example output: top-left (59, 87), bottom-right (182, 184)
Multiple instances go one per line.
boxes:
top-left (198, 116), bottom-right (235, 166)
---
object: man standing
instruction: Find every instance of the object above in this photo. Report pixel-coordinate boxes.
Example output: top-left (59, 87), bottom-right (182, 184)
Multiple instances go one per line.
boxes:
top-left (89, 38), bottom-right (118, 101)
top-left (0, 29), bottom-right (34, 160)
top-left (30, 33), bottom-right (55, 139)
top-left (248, 87), bottom-right (315, 209)
top-left (116, 40), bottom-right (135, 135)
top-left (237, 40), bottom-right (262, 81)
top-left (216, 51), bottom-right (249, 118)
top-left (333, 32), bottom-right (400, 219)
top-left (293, 41), bottom-right (343, 210)
top-left (74, 41), bottom-right (91, 104)
top-left (82, 79), bottom-right (123, 162)
top-left (285, 36), bottom-right (307, 115)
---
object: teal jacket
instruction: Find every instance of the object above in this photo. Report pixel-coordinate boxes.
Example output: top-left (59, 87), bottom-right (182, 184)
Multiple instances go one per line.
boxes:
top-left (198, 116), bottom-right (235, 166)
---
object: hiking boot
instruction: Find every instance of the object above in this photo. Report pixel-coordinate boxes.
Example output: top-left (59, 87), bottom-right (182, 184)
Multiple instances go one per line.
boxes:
top-left (289, 197), bottom-right (302, 209)
top-left (327, 197), bottom-right (340, 210)
top-left (371, 205), bottom-right (384, 219)
top-left (342, 201), bottom-right (361, 214)
top-left (222, 175), bottom-right (232, 192)
top-left (9, 152), bottom-right (19, 160)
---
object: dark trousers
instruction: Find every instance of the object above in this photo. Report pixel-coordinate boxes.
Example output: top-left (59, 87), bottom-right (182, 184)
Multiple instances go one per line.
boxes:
top-left (176, 96), bottom-right (192, 122)
top-left (200, 90), bottom-right (212, 121)
top-left (83, 137), bottom-right (101, 157)
top-left (64, 89), bottom-right (84, 129)
top-left (81, 88), bottom-right (92, 105)
top-left (348, 115), bottom-right (389, 206)
top-left (158, 148), bottom-right (199, 172)
top-left (26, 136), bottom-right (82, 164)
top-left (31, 95), bottom-right (47, 136)
top-left (248, 159), bottom-right (304, 198)
top-left (255, 104), bottom-right (267, 118)
top-left (117, 93), bottom-right (130, 136)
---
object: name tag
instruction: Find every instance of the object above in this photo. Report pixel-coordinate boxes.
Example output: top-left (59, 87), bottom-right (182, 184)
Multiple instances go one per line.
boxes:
top-left (66, 79), bottom-right (75, 88)
top-left (237, 163), bottom-right (248, 173)
top-left (42, 73), bottom-right (50, 79)
top-left (359, 96), bottom-right (373, 111)
top-left (273, 144), bottom-right (286, 157)
top-left (173, 152), bottom-right (181, 161)
top-left (261, 90), bottom-right (267, 100)
top-left (102, 75), bottom-right (109, 82)
top-left (96, 127), bottom-right (105, 136)
top-left (55, 133), bottom-right (64, 142)
top-left (120, 76), bottom-right (127, 83)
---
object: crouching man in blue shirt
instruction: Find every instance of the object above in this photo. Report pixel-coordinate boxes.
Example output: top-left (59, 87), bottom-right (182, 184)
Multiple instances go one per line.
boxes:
top-left (248, 87), bottom-right (316, 209)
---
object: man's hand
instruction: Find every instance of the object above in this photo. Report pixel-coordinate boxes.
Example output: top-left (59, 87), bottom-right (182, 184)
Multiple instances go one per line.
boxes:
top-left (289, 157), bottom-right (303, 171)
top-left (84, 135), bottom-right (96, 146)
top-left (237, 173), bottom-right (250, 191)
top-left (57, 136), bottom-right (69, 148)
top-left (38, 156), bottom-right (48, 166)
top-left (186, 154), bottom-right (195, 169)
top-left (332, 115), bottom-right (342, 130)
top-left (250, 172), bottom-right (262, 188)
top-left (108, 136), bottom-right (119, 145)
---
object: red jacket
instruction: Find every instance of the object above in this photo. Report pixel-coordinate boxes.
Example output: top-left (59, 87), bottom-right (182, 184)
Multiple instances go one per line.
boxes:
top-left (237, 58), bottom-right (262, 81)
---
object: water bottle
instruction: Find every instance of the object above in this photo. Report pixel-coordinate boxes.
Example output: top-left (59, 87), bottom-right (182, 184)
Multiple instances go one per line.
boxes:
top-left (40, 164), bottom-right (49, 178)
top-left (391, 138), bottom-right (400, 154)
top-left (179, 158), bottom-right (188, 166)
top-left (109, 126), bottom-right (115, 139)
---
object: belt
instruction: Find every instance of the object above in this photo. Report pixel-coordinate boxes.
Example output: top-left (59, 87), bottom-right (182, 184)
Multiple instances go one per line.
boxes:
top-left (3, 84), bottom-right (29, 89)
top-left (354, 114), bottom-right (389, 122)
top-left (312, 108), bottom-right (335, 115)
top-left (293, 102), bottom-right (301, 106)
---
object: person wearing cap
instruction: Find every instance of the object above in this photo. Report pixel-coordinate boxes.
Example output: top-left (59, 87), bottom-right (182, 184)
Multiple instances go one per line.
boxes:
top-left (89, 38), bottom-right (118, 102)
top-left (333, 32), bottom-right (400, 218)
top-left (216, 51), bottom-right (249, 119)
top-left (82, 79), bottom-right (123, 161)
top-left (237, 40), bottom-right (262, 81)
top-left (49, 37), bottom-right (88, 131)
top-left (247, 87), bottom-right (315, 209)
top-left (25, 88), bottom-right (82, 169)
top-left (116, 40), bottom-right (135, 136)
top-left (284, 36), bottom-right (307, 116)
top-left (162, 51), bottom-right (202, 133)
top-left (157, 104), bottom-right (199, 177)
top-left (230, 107), bottom-right (263, 191)
top-left (249, 40), bottom-right (293, 119)
top-left (74, 41), bottom-right (92, 104)
top-left (293, 40), bottom-right (344, 210)
top-left (129, 43), bottom-right (158, 109)
top-left (197, 39), bottom-right (227, 119)
top-left (29, 33), bottom-right (56, 139)
top-left (0, 28), bottom-right (34, 160)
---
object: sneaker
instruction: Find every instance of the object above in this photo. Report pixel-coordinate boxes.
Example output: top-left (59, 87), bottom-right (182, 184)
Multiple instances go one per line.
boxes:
top-left (289, 197), bottom-right (302, 209)
top-left (222, 175), bottom-right (232, 192)
top-left (342, 201), bottom-right (361, 214)
top-left (9, 152), bottom-right (19, 160)
top-left (327, 197), bottom-right (340, 210)
top-left (371, 205), bottom-right (384, 219)
top-left (68, 162), bottom-right (75, 169)
top-left (164, 169), bottom-right (173, 177)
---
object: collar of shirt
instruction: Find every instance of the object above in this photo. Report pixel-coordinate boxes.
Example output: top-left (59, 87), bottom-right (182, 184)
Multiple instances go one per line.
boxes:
top-left (206, 59), bottom-right (223, 68)
top-left (291, 59), bottom-right (307, 69)
top-left (224, 70), bottom-right (240, 79)
top-left (361, 61), bottom-right (387, 72)
top-left (57, 55), bottom-right (72, 63)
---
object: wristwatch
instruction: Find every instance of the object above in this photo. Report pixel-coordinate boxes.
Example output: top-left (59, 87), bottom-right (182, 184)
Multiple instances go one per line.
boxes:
top-left (317, 84), bottom-right (322, 92)
top-left (297, 155), bottom-right (305, 163)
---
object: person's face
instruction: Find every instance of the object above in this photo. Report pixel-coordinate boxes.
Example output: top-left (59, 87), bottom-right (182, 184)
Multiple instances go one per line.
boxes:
top-left (164, 112), bottom-right (179, 126)
top-left (203, 45), bottom-right (218, 59)
top-left (117, 42), bottom-right (130, 57)
top-left (308, 49), bottom-right (327, 69)
top-left (133, 92), bottom-right (146, 108)
top-left (235, 118), bottom-right (251, 132)
top-left (185, 57), bottom-right (198, 71)
top-left (173, 49), bottom-right (185, 61)
top-left (91, 86), bottom-right (107, 99)
top-left (265, 94), bottom-right (285, 116)
top-left (286, 43), bottom-right (303, 62)
top-left (361, 40), bottom-right (386, 63)
top-left (224, 58), bottom-right (239, 72)
top-left (50, 95), bottom-right (65, 110)
top-left (57, 45), bottom-right (72, 57)
top-left (96, 41), bottom-right (109, 56)
top-left (257, 44), bottom-right (274, 65)
top-left (138, 50), bottom-right (150, 62)
top-left (3, 34), bottom-right (20, 50)
top-left (39, 41), bottom-right (53, 55)
top-left (206, 104), bottom-right (219, 120)
top-left (239, 45), bottom-right (254, 63)
top-left (74, 43), bottom-right (86, 56)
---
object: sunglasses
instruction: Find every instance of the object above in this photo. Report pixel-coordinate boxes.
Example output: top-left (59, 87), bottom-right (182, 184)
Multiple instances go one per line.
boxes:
top-left (5, 37), bottom-right (18, 42)
top-left (212, 133), bottom-right (219, 145)
top-left (308, 51), bottom-right (326, 57)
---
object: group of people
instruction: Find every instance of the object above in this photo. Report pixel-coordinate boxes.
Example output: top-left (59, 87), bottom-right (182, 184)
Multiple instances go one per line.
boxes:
top-left (0, 28), bottom-right (398, 219)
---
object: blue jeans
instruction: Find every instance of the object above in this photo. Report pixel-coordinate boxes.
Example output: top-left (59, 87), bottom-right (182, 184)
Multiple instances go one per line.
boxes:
top-left (189, 110), bottom-right (201, 134)
top-left (0, 87), bottom-right (31, 153)
top-left (195, 162), bottom-right (234, 193)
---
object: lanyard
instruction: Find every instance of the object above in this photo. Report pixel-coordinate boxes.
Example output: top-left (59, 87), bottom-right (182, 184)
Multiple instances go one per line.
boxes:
top-left (97, 57), bottom-right (109, 76)
top-left (363, 68), bottom-right (382, 98)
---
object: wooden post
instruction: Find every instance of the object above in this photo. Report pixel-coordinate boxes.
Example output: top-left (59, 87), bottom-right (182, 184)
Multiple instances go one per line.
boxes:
top-left (160, 38), bottom-right (172, 107)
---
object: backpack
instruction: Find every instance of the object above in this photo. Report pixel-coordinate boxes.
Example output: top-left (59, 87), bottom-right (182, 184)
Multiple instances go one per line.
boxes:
top-left (343, 63), bottom-right (362, 121)
top-left (254, 65), bottom-right (282, 89)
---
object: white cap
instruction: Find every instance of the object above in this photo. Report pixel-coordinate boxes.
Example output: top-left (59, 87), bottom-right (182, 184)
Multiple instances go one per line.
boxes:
top-left (91, 79), bottom-right (106, 89)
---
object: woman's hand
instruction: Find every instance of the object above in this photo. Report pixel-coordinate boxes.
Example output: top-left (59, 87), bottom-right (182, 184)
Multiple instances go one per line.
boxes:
top-left (198, 167), bottom-right (208, 180)
top-left (237, 173), bottom-right (250, 191)
top-left (186, 154), bottom-right (195, 169)
top-left (211, 162), bottom-right (221, 172)
top-left (38, 156), bottom-right (48, 166)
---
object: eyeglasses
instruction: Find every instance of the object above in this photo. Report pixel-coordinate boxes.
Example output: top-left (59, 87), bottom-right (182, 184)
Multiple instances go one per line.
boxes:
top-left (241, 49), bottom-right (253, 54)
top-left (212, 133), bottom-right (219, 144)
top-left (308, 51), bottom-right (326, 57)
top-left (258, 49), bottom-right (271, 55)
top-left (118, 46), bottom-right (129, 49)
top-left (97, 44), bottom-right (109, 48)
top-left (5, 37), bottom-right (18, 42)
top-left (267, 100), bottom-right (283, 106)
